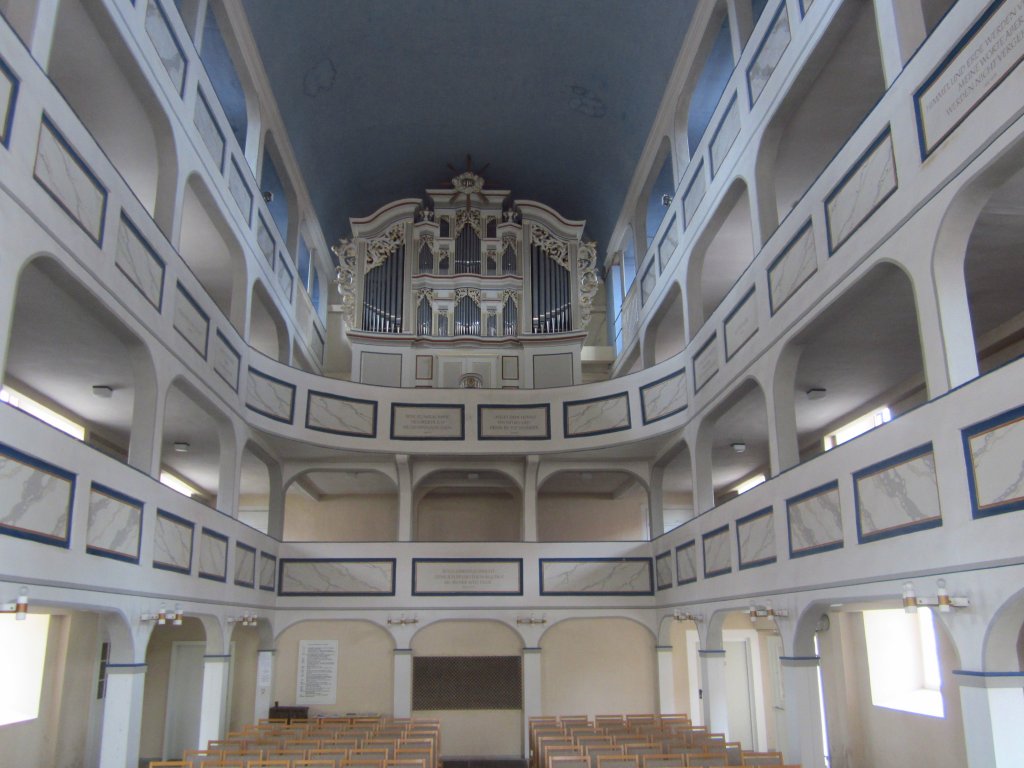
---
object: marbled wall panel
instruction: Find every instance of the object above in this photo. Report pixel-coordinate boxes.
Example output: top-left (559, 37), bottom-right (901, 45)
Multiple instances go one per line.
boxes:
top-left (540, 558), bottom-right (653, 595)
top-left (34, 118), bottom-right (106, 244)
top-left (964, 406), bottom-right (1024, 517)
top-left (655, 552), bottom-right (673, 591)
top-left (194, 90), bottom-right (225, 167)
top-left (855, 445), bottom-right (941, 543)
top-left (312, 328), bottom-right (325, 364)
top-left (212, 331), bottom-right (240, 391)
top-left (683, 162), bottom-right (706, 226)
top-left (675, 541), bottom-right (698, 585)
top-left (641, 261), bottom-right (657, 306)
top-left (86, 484), bottom-right (142, 563)
top-left (702, 525), bottom-right (731, 577)
top-left (693, 335), bottom-right (719, 392)
top-left (787, 482), bottom-right (843, 557)
top-left (116, 215), bottom-right (164, 310)
top-left (564, 393), bottom-right (631, 437)
top-left (234, 542), bottom-right (256, 586)
top-left (748, 4), bottom-right (791, 105)
top-left (710, 94), bottom-right (740, 176)
top-left (246, 368), bottom-right (296, 423)
top-left (0, 445), bottom-right (74, 547)
top-left (228, 157), bottom-right (252, 221)
top-left (173, 283), bottom-right (209, 357)
top-left (198, 528), bottom-right (228, 581)
top-left (306, 390), bottom-right (377, 437)
top-left (279, 558), bottom-right (396, 596)
top-left (658, 217), bottom-right (679, 269)
top-left (826, 130), bottom-right (897, 252)
top-left (153, 510), bottom-right (193, 573)
top-left (0, 57), bottom-right (16, 147)
top-left (641, 368), bottom-right (688, 424)
top-left (259, 552), bottom-right (277, 591)
top-left (737, 508), bottom-right (776, 569)
top-left (257, 213), bottom-right (275, 264)
top-left (144, 0), bottom-right (186, 94)
top-left (724, 289), bottom-right (758, 359)
top-left (275, 254), bottom-right (294, 298)
top-left (768, 221), bottom-right (816, 314)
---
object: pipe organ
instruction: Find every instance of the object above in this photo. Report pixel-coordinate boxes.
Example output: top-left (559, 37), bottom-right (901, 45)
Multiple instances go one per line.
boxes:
top-left (333, 171), bottom-right (600, 388)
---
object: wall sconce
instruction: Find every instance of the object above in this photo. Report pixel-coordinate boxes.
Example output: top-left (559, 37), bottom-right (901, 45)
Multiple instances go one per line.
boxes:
top-left (262, 190), bottom-right (274, 203)
top-left (142, 603), bottom-right (183, 626)
top-left (387, 615), bottom-right (419, 626)
top-left (516, 615), bottom-right (547, 625)
top-left (749, 601), bottom-right (788, 622)
top-left (661, 194), bottom-right (673, 207)
top-left (228, 612), bottom-right (259, 627)
top-left (672, 609), bottom-right (702, 623)
top-left (903, 580), bottom-right (969, 613)
top-left (0, 587), bottom-right (29, 620)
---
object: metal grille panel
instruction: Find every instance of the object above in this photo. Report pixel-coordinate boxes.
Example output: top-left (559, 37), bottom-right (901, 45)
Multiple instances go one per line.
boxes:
top-left (412, 655), bottom-right (522, 710)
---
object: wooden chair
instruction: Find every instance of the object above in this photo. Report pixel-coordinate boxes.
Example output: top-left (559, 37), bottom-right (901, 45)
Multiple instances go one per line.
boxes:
top-left (339, 759), bottom-right (386, 768)
top-left (184, 750), bottom-right (226, 767)
top-left (247, 760), bottom-right (292, 768)
top-left (385, 758), bottom-right (428, 768)
top-left (642, 754), bottom-right (688, 768)
top-left (624, 745), bottom-right (661, 756)
top-left (596, 755), bottom-right (640, 768)
top-left (545, 745), bottom-right (584, 768)
top-left (739, 753), bottom-right (784, 766)
top-left (148, 762), bottom-right (191, 768)
top-left (577, 735), bottom-right (613, 750)
top-left (349, 749), bottom-right (390, 761)
top-left (549, 755), bottom-right (591, 768)
top-left (294, 762), bottom-right (341, 768)
top-left (310, 748), bottom-right (349, 764)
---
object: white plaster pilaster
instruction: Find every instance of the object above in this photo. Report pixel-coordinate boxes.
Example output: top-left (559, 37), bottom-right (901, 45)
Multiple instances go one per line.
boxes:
top-left (872, 0), bottom-right (927, 87)
top-left (396, 454), bottom-right (412, 541)
top-left (523, 647), bottom-right (543, 757)
top-left (523, 455), bottom-right (540, 542)
top-left (657, 645), bottom-right (676, 714)
top-left (253, 650), bottom-right (274, 723)
top-left (197, 654), bottom-right (231, 747)
top-left (98, 663), bottom-right (147, 768)
top-left (393, 648), bottom-right (413, 718)
top-left (955, 672), bottom-right (1024, 768)
top-left (779, 656), bottom-right (827, 768)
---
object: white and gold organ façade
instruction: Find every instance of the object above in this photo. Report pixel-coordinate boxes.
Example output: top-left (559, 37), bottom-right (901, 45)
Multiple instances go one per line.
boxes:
top-left (332, 170), bottom-right (601, 388)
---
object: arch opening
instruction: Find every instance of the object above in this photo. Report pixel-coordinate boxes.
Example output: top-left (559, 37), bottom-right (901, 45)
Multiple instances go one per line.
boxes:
top-left (538, 470), bottom-right (650, 541)
top-left (283, 469), bottom-right (398, 542)
top-left (415, 470), bottom-right (522, 542)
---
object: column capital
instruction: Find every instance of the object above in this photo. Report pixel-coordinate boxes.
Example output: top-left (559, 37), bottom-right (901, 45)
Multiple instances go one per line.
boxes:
top-left (105, 662), bottom-right (148, 675)
top-left (953, 670), bottom-right (1024, 688)
top-left (779, 655), bottom-right (821, 668)
top-left (697, 648), bottom-right (725, 657)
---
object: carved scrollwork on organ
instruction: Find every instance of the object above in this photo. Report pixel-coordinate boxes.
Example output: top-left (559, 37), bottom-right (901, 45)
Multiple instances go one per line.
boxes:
top-left (332, 168), bottom-right (602, 388)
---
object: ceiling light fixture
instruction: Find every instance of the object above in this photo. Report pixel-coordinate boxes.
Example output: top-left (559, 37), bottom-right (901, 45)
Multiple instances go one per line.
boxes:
top-left (806, 387), bottom-right (827, 400)
top-left (173, 442), bottom-right (190, 453)
top-left (731, 442), bottom-right (747, 454)
top-left (92, 385), bottom-right (113, 398)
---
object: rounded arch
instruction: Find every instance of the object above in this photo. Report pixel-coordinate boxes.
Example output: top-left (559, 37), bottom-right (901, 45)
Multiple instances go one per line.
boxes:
top-left (537, 467), bottom-right (652, 542)
top-left (248, 277), bottom-right (290, 363)
top-left (282, 467), bottom-right (398, 542)
top-left (413, 468), bottom-right (524, 542)
top-left (410, 618), bottom-right (525, 652)
top-left (984, 583), bottom-right (1024, 670)
top-left (259, 130), bottom-right (300, 251)
top-left (643, 279), bottom-right (686, 365)
top-left (636, 136), bottom-right (676, 252)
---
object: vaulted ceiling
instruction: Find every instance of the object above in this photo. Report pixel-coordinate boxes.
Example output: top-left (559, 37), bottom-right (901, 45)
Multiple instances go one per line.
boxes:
top-left (241, 0), bottom-right (698, 251)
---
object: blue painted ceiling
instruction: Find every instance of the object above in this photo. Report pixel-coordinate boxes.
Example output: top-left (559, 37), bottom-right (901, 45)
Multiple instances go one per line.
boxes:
top-left (241, 0), bottom-right (698, 252)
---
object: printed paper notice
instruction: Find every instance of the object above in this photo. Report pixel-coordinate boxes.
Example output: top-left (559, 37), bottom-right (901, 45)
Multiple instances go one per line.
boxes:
top-left (296, 640), bottom-right (338, 705)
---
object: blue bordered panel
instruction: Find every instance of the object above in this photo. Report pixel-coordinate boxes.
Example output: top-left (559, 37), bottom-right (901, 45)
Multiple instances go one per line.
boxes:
top-left (767, 219), bottom-right (816, 315)
top-left (854, 442), bottom-right (942, 544)
top-left (539, 557), bottom-right (654, 596)
top-left (478, 403), bottom-right (551, 440)
top-left (276, 252), bottom-right (294, 301)
top-left (173, 282), bottom-right (210, 358)
top-left (746, 0), bottom-right (790, 108)
top-left (412, 558), bottom-right (524, 596)
top-left (86, 483), bottom-right (143, 564)
top-left (277, 558), bottom-right (397, 597)
top-left (256, 212), bottom-right (276, 264)
top-left (914, 0), bottom-right (1024, 159)
top-left (153, 509), bottom-right (194, 574)
top-left (675, 539), bottom-right (698, 586)
top-left (655, 551), bottom-right (673, 591)
top-left (259, 551), bottom-right (277, 592)
top-left (313, 326), bottom-right (325, 365)
top-left (563, 392), bottom-right (631, 438)
top-left (682, 160), bottom-right (707, 227)
top-left (786, 480), bottom-right (843, 558)
top-left (799, 0), bottom-right (815, 17)
top-left (246, 367), bottom-right (297, 423)
top-left (194, 88), bottom-right (226, 170)
top-left (723, 287), bottom-right (758, 361)
top-left (692, 333), bottom-right (719, 393)
top-left (640, 367), bottom-right (688, 425)
top-left (702, 524), bottom-right (732, 578)
top-left (736, 506), bottom-right (777, 570)
top-left (213, 330), bottom-right (240, 391)
top-left (306, 389), bottom-right (378, 438)
top-left (116, 214), bottom-right (165, 312)
top-left (228, 156), bottom-right (253, 223)
top-left (144, 0), bottom-right (188, 97)
top-left (234, 541), bottom-right (256, 588)
top-left (390, 403), bottom-right (465, 441)
top-left (0, 54), bottom-right (20, 148)
top-left (640, 258), bottom-right (657, 306)
top-left (709, 92), bottom-right (740, 177)
top-left (198, 527), bottom-right (229, 582)
top-left (34, 115), bottom-right (108, 246)
top-left (0, 441), bottom-right (75, 549)
top-left (824, 127), bottom-right (897, 255)
top-left (962, 403), bottom-right (1024, 519)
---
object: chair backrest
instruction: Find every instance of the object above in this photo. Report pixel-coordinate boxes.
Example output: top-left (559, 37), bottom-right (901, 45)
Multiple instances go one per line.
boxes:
top-left (386, 758), bottom-right (429, 768)
top-left (148, 762), bottom-right (191, 768)
top-left (340, 759), bottom-right (386, 768)
top-left (642, 754), bottom-right (687, 768)
top-left (624, 745), bottom-right (660, 756)
top-left (740, 753), bottom-right (784, 766)
top-left (597, 755), bottom-right (640, 768)
top-left (310, 749), bottom-right (350, 763)
top-left (685, 755), bottom-right (728, 767)
top-left (549, 755), bottom-right (591, 768)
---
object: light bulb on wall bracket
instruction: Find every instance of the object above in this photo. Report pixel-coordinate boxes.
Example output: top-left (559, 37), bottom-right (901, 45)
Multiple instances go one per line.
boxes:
top-left (516, 614), bottom-right (547, 625)
top-left (902, 579), bottom-right (969, 614)
top-left (228, 611), bottom-right (259, 628)
top-left (672, 609), bottom-right (702, 623)
top-left (142, 603), bottom-right (184, 626)
top-left (386, 614), bottom-right (419, 626)
top-left (748, 602), bottom-right (788, 622)
top-left (1, 586), bottom-right (29, 620)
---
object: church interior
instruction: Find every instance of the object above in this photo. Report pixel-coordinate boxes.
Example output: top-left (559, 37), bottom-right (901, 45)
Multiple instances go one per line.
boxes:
top-left (1, 0), bottom-right (1023, 766)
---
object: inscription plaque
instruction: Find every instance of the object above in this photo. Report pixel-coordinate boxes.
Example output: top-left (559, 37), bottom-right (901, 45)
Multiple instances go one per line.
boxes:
top-left (391, 403), bottom-right (464, 440)
top-left (479, 405), bottom-right (550, 440)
